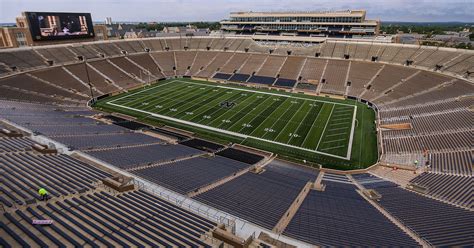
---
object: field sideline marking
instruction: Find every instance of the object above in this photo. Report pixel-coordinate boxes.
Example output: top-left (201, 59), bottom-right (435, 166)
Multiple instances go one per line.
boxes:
top-left (346, 105), bottom-right (358, 160)
top-left (106, 79), bottom-right (356, 160)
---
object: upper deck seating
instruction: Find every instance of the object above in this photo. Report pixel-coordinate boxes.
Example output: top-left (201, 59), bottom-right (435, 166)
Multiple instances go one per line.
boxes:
top-left (299, 58), bottom-right (326, 83)
top-left (255, 56), bottom-right (286, 78)
top-left (278, 56), bottom-right (305, 81)
top-left (91, 43), bottom-right (121, 57)
top-left (64, 63), bottom-right (120, 94)
top-left (320, 60), bottom-right (350, 95)
top-left (68, 45), bottom-right (99, 59)
top-left (0, 50), bottom-right (45, 70)
top-left (150, 51), bottom-right (175, 77)
top-left (88, 60), bottom-right (141, 88)
top-left (35, 47), bottom-right (77, 64)
top-left (0, 74), bottom-right (85, 102)
top-left (197, 52), bottom-right (234, 78)
top-left (114, 40), bottom-right (144, 53)
top-left (31, 67), bottom-right (91, 97)
top-left (127, 53), bottom-right (165, 78)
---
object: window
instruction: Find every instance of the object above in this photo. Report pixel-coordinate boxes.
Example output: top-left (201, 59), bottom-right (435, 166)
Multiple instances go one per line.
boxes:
top-left (15, 32), bottom-right (27, 47)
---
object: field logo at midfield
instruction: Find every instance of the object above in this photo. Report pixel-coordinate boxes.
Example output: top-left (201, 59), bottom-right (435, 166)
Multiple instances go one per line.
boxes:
top-left (220, 101), bottom-right (236, 109)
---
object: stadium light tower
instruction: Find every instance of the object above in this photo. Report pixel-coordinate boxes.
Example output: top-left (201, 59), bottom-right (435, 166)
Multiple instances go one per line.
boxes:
top-left (83, 58), bottom-right (95, 102)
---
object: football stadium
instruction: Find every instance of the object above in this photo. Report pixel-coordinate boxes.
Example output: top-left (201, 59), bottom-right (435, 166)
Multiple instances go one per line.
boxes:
top-left (0, 5), bottom-right (473, 248)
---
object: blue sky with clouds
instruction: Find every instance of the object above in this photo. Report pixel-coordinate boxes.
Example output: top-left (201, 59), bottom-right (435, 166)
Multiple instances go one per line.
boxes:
top-left (0, 0), bottom-right (473, 23)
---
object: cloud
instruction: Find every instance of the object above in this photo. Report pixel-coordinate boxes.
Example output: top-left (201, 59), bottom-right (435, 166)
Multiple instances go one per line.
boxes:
top-left (0, 0), bottom-right (472, 23)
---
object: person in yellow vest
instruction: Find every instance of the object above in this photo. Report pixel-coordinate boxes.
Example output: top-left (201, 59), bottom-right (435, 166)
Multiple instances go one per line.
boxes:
top-left (38, 188), bottom-right (48, 201)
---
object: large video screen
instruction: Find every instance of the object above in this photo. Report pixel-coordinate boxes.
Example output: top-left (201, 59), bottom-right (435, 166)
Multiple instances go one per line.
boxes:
top-left (25, 12), bottom-right (95, 41)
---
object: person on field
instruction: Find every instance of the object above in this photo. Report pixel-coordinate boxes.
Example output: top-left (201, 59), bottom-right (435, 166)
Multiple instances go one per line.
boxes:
top-left (38, 188), bottom-right (48, 201)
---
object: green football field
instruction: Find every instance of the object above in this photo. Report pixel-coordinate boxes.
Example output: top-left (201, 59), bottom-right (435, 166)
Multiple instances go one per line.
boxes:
top-left (94, 79), bottom-right (378, 169)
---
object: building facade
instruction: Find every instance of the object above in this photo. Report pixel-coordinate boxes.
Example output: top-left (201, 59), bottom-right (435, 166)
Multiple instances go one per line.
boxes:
top-left (221, 10), bottom-right (379, 38)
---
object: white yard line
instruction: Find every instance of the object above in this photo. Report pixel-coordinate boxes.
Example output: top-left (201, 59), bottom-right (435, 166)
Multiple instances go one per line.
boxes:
top-left (320, 145), bottom-right (345, 151)
top-left (144, 85), bottom-right (212, 109)
top-left (331, 114), bottom-right (352, 118)
top-left (196, 93), bottom-right (249, 124)
top-left (328, 122), bottom-right (350, 127)
top-left (300, 103), bottom-right (325, 146)
top-left (325, 132), bottom-right (347, 137)
top-left (174, 80), bottom-right (355, 107)
top-left (315, 104), bottom-right (335, 151)
top-left (322, 138), bottom-right (346, 144)
top-left (272, 102), bottom-right (306, 141)
top-left (332, 109), bottom-right (353, 113)
top-left (114, 85), bottom-right (188, 110)
top-left (107, 101), bottom-right (348, 160)
top-left (331, 115), bottom-right (353, 119)
top-left (214, 93), bottom-right (262, 128)
top-left (331, 111), bottom-right (353, 116)
top-left (109, 80), bottom-right (177, 104)
top-left (235, 96), bottom-right (281, 133)
top-left (168, 87), bottom-right (226, 117)
top-left (331, 113), bottom-right (353, 118)
top-left (331, 117), bottom-right (352, 122)
top-left (107, 79), bottom-right (358, 160)
top-left (287, 102), bottom-right (314, 145)
top-left (249, 98), bottom-right (293, 137)
top-left (326, 126), bottom-right (348, 132)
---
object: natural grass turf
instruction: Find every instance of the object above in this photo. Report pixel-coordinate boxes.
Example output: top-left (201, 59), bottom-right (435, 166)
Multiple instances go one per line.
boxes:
top-left (94, 78), bottom-right (378, 170)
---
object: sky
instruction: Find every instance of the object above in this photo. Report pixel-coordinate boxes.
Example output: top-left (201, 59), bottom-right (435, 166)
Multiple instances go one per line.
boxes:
top-left (0, 0), bottom-right (473, 23)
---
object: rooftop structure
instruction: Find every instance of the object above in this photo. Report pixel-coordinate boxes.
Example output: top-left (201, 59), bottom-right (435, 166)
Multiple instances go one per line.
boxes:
top-left (221, 10), bottom-right (379, 38)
